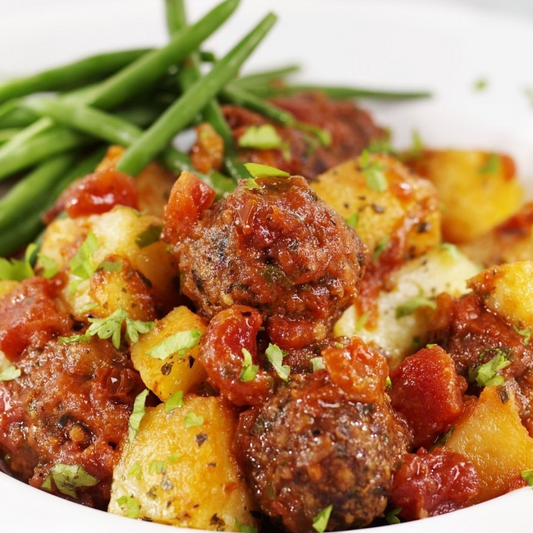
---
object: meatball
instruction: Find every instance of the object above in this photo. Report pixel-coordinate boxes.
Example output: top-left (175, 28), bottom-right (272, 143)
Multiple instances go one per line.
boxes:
top-left (177, 175), bottom-right (366, 349)
top-left (0, 337), bottom-right (144, 509)
top-left (236, 372), bottom-right (408, 533)
top-left (223, 92), bottom-right (384, 179)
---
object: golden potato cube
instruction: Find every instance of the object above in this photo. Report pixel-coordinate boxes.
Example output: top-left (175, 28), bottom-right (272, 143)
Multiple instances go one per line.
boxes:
top-left (468, 261), bottom-right (533, 330)
top-left (445, 384), bottom-right (533, 502)
top-left (407, 150), bottom-right (523, 244)
top-left (312, 153), bottom-right (441, 261)
top-left (97, 145), bottom-right (176, 218)
top-left (109, 397), bottom-right (257, 531)
top-left (460, 202), bottom-right (533, 267)
top-left (131, 306), bottom-right (207, 401)
top-left (334, 244), bottom-right (479, 366)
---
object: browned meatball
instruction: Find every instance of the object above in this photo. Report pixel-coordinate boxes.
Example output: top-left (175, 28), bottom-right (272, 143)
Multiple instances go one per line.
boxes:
top-left (236, 372), bottom-right (408, 533)
top-left (0, 337), bottom-right (144, 509)
top-left (178, 175), bottom-right (366, 350)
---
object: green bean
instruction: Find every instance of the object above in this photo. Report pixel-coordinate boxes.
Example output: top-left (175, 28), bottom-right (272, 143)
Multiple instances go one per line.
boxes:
top-left (199, 51), bottom-right (217, 63)
top-left (222, 84), bottom-right (331, 146)
top-left (0, 153), bottom-right (75, 230)
top-left (0, 49), bottom-right (150, 106)
top-left (117, 13), bottom-right (277, 177)
top-left (242, 84), bottom-right (432, 100)
top-left (0, 129), bottom-right (21, 145)
top-left (167, 0), bottom-right (245, 181)
top-left (233, 64), bottom-right (301, 88)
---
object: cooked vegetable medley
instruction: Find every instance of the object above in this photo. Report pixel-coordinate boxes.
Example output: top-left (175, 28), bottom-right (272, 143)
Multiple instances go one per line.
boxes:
top-left (0, 1), bottom-right (532, 532)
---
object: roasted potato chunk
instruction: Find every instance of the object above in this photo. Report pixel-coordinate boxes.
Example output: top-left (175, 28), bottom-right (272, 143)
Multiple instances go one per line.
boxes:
top-left (312, 153), bottom-right (441, 261)
top-left (407, 150), bottom-right (523, 244)
top-left (97, 145), bottom-right (176, 218)
top-left (334, 244), bottom-right (479, 365)
top-left (109, 397), bottom-right (257, 531)
top-left (131, 306), bottom-right (208, 401)
top-left (468, 260), bottom-right (533, 330)
top-left (445, 384), bottom-right (533, 502)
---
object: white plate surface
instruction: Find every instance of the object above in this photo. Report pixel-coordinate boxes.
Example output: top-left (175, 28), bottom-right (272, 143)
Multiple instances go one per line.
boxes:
top-left (0, 0), bottom-right (532, 532)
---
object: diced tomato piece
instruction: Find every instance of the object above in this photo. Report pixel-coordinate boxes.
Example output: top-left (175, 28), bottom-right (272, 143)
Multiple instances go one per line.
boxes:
top-left (391, 448), bottom-right (480, 520)
top-left (389, 345), bottom-right (465, 448)
top-left (0, 277), bottom-right (71, 361)
top-left (162, 171), bottom-right (216, 248)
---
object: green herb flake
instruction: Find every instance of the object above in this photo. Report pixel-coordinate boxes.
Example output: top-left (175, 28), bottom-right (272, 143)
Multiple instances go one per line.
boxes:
top-left (426, 343), bottom-right (438, 349)
top-left (240, 347), bottom-right (259, 382)
top-left (127, 462), bottom-right (142, 479)
top-left (360, 151), bottom-right (387, 192)
top-left (244, 163), bottom-right (290, 178)
top-left (97, 259), bottom-right (123, 273)
top-left (0, 243), bottom-right (36, 282)
top-left (396, 290), bottom-right (436, 319)
top-left (355, 312), bottom-right (369, 332)
top-left (135, 224), bottom-right (163, 249)
top-left (522, 469), bottom-right (533, 488)
top-left (149, 460), bottom-right (167, 475)
top-left (235, 519), bottom-right (258, 533)
top-left (431, 426), bottom-right (455, 450)
top-left (513, 324), bottom-right (531, 346)
top-left (474, 78), bottom-right (488, 91)
top-left (239, 124), bottom-right (283, 150)
top-left (147, 329), bottom-right (203, 360)
top-left (165, 390), bottom-right (185, 414)
top-left (41, 475), bottom-right (52, 492)
top-left (117, 495), bottom-right (141, 519)
top-left (78, 302), bottom-right (98, 314)
top-left (344, 213), bottom-right (359, 229)
top-left (129, 389), bottom-right (149, 442)
top-left (312, 504), bottom-right (333, 533)
top-left (0, 365), bottom-right (21, 382)
top-left (368, 136), bottom-right (395, 155)
top-left (410, 130), bottom-right (424, 159)
top-left (479, 153), bottom-right (501, 175)
top-left (385, 507), bottom-right (402, 525)
top-left (265, 343), bottom-right (290, 382)
top-left (311, 356), bottom-right (325, 372)
top-left (440, 242), bottom-right (459, 258)
top-left (386, 376), bottom-right (392, 388)
top-left (47, 464), bottom-right (99, 499)
top-left (373, 237), bottom-right (389, 262)
top-left (38, 255), bottom-right (59, 279)
top-left (244, 177), bottom-right (261, 190)
top-left (470, 352), bottom-right (511, 388)
top-left (184, 411), bottom-right (204, 429)
top-left (69, 232), bottom-right (98, 282)
top-left (125, 315), bottom-right (154, 345)
top-left (58, 333), bottom-right (91, 345)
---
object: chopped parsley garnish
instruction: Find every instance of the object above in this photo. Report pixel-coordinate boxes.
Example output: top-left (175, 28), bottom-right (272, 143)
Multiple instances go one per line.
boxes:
top-left (78, 301), bottom-right (98, 314)
top-left (360, 150), bottom-right (387, 192)
top-left (238, 124), bottom-right (283, 150)
top-left (97, 259), bottom-right (123, 273)
top-left (440, 242), bottom-right (459, 258)
top-left (184, 411), bottom-right (204, 429)
top-left (240, 348), bottom-right (259, 382)
top-left (426, 343), bottom-right (438, 349)
top-left (0, 365), bottom-right (21, 382)
top-left (311, 356), bottom-right (325, 372)
top-left (235, 519), bottom-right (258, 533)
top-left (522, 469), bottom-right (533, 488)
top-left (368, 136), bottom-right (395, 155)
top-left (474, 78), bottom-right (488, 91)
top-left (58, 333), bottom-right (91, 345)
top-left (410, 130), bottom-right (424, 159)
top-left (479, 153), bottom-right (501, 175)
top-left (127, 462), bottom-right (142, 479)
top-left (164, 390), bottom-right (185, 414)
top-left (344, 213), bottom-right (359, 229)
top-left (396, 289), bottom-right (436, 319)
top-left (265, 343), bottom-right (290, 382)
top-left (42, 464), bottom-right (99, 499)
top-left (355, 312), bottom-right (369, 332)
top-left (147, 329), bottom-right (203, 360)
top-left (244, 163), bottom-right (290, 178)
top-left (386, 376), bottom-right (392, 388)
top-left (149, 460), bottom-right (167, 475)
top-left (513, 324), bottom-right (531, 346)
top-left (117, 495), bottom-right (141, 519)
top-left (0, 243), bottom-right (36, 282)
top-left (69, 232), bottom-right (98, 282)
top-left (373, 237), bottom-right (389, 262)
top-left (129, 389), bottom-right (149, 442)
top-left (385, 507), bottom-right (402, 524)
top-left (135, 224), bottom-right (162, 248)
top-left (469, 351), bottom-right (511, 388)
top-left (38, 254), bottom-right (58, 279)
top-left (312, 504), bottom-right (333, 532)
top-left (244, 177), bottom-right (261, 190)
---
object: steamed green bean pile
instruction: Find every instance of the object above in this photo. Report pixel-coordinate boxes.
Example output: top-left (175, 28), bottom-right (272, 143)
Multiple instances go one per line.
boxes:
top-left (0, 0), bottom-right (430, 258)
